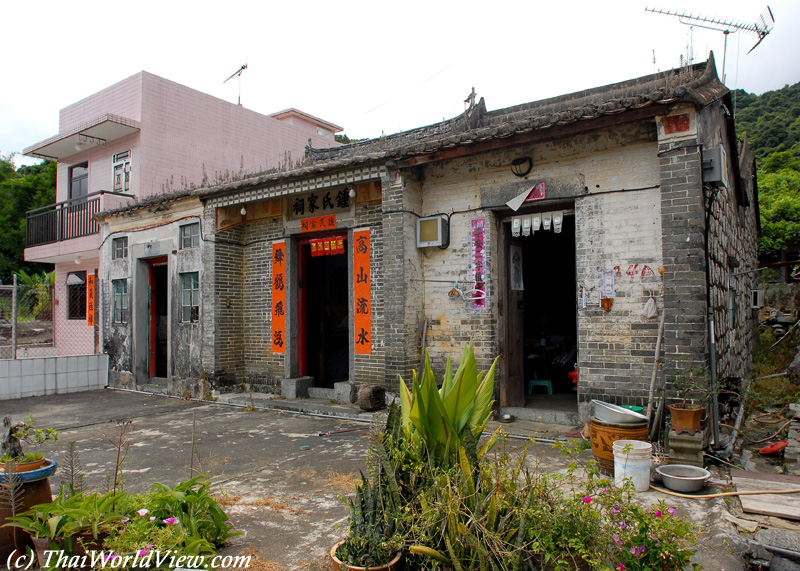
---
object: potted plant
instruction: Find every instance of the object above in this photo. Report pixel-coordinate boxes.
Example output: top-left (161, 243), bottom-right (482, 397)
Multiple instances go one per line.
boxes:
top-left (0, 415), bottom-right (58, 560)
top-left (0, 415), bottom-right (59, 472)
top-left (61, 490), bottom-right (127, 555)
top-left (331, 471), bottom-right (402, 571)
top-left (3, 501), bottom-right (69, 566)
top-left (332, 344), bottom-right (499, 570)
top-left (666, 367), bottom-right (708, 436)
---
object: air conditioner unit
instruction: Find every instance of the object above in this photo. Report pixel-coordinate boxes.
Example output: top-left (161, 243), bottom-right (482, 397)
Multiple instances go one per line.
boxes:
top-left (416, 215), bottom-right (449, 248)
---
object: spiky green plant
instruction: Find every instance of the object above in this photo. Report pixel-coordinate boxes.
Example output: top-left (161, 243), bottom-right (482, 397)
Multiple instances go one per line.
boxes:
top-left (399, 344), bottom-right (499, 467)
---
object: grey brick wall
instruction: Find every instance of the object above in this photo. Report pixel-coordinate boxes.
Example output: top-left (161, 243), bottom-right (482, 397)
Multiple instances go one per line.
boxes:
top-left (656, 138), bottom-right (709, 386)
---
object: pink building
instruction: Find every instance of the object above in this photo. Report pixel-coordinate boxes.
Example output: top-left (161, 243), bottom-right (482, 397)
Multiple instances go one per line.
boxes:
top-left (24, 71), bottom-right (341, 357)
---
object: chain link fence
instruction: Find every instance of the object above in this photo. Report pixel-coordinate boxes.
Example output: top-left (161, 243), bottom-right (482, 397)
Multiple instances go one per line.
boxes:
top-left (0, 277), bottom-right (54, 359)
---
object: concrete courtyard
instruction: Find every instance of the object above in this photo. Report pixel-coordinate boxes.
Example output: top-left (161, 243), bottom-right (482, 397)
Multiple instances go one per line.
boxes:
top-left (2, 388), bottom-right (747, 570)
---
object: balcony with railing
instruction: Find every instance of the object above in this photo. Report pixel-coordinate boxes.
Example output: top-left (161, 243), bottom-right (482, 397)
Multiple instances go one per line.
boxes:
top-left (26, 191), bottom-right (134, 248)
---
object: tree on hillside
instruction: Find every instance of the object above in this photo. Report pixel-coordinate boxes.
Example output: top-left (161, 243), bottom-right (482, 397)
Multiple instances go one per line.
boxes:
top-left (733, 83), bottom-right (800, 160)
top-left (0, 154), bottom-right (56, 279)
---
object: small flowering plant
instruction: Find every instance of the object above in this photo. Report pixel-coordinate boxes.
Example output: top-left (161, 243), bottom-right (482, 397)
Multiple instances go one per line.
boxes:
top-left (548, 440), bottom-right (702, 571)
top-left (601, 494), bottom-right (701, 571)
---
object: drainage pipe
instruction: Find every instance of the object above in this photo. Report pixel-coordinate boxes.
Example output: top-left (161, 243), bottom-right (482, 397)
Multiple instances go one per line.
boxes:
top-left (703, 184), bottom-right (721, 448)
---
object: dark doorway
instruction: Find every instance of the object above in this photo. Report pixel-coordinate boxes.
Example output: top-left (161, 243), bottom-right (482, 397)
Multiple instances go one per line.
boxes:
top-left (298, 235), bottom-right (349, 387)
top-left (506, 214), bottom-right (577, 407)
top-left (148, 259), bottom-right (168, 378)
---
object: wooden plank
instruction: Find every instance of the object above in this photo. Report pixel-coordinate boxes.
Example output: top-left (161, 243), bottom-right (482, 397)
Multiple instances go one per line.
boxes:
top-left (734, 476), bottom-right (800, 521)
top-left (730, 468), bottom-right (800, 486)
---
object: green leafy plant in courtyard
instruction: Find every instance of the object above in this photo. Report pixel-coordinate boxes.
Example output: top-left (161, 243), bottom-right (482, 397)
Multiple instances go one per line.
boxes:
top-left (0, 414), bottom-right (59, 464)
top-left (336, 343), bottom-right (702, 570)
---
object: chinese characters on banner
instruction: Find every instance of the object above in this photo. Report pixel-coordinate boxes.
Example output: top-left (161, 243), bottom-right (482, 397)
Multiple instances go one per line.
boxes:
top-left (310, 236), bottom-right (345, 257)
top-left (271, 241), bottom-right (286, 353)
top-left (353, 229), bottom-right (371, 354)
top-left (86, 274), bottom-right (96, 326)
top-left (471, 218), bottom-right (487, 310)
top-left (300, 214), bottom-right (337, 233)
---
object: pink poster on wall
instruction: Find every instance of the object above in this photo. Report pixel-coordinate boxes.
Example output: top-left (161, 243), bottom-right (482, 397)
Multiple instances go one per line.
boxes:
top-left (471, 218), bottom-right (487, 310)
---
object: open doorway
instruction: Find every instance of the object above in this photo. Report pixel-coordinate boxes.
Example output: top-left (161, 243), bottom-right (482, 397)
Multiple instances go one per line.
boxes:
top-left (506, 213), bottom-right (577, 409)
top-left (297, 234), bottom-right (349, 388)
top-left (148, 258), bottom-right (168, 378)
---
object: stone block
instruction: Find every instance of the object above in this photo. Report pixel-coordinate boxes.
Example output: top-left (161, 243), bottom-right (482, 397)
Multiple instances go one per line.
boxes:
top-left (666, 429), bottom-right (705, 467)
top-left (281, 376), bottom-right (312, 399)
top-left (334, 381), bottom-right (356, 404)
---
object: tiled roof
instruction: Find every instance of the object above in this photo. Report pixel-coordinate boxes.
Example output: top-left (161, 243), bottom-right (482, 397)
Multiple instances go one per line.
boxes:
top-left (101, 54), bottom-right (726, 216)
top-left (303, 53), bottom-right (725, 166)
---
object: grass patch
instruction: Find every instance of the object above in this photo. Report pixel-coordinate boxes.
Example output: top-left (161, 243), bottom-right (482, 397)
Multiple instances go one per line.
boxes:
top-left (749, 327), bottom-right (800, 411)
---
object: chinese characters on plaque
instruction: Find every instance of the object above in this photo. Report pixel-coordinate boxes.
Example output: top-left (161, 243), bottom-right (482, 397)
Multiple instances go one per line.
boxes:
top-left (271, 241), bottom-right (286, 353)
top-left (300, 214), bottom-right (337, 233)
top-left (353, 229), bottom-right (371, 354)
top-left (289, 189), bottom-right (351, 220)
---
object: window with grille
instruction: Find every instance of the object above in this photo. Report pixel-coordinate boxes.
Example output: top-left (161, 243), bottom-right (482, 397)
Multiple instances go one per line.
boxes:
top-left (180, 272), bottom-right (200, 322)
top-left (112, 236), bottom-right (128, 260)
top-left (112, 279), bottom-right (129, 323)
top-left (113, 150), bottom-right (131, 193)
top-left (66, 271), bottom-right (87, 320)
top-left (180, 223), bottom-right (200, 249)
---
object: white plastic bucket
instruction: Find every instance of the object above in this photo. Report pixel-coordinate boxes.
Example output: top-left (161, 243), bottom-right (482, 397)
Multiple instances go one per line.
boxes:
top-left (613, 439), bottom-right (653, 492)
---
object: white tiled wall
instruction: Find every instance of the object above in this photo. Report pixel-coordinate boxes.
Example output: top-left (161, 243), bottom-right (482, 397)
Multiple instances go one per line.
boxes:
top-left (0, 355), bottom-right (108, 400)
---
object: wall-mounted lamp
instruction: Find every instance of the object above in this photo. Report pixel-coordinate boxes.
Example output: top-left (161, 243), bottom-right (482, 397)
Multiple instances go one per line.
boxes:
top-left (240, 205), bottom-right (247, 216)
top-left (552, 211), bottom-right (563, 234)
top-left (74, 256), bottom-right (81, 265)
top-left (510, 157), bottom-right (533, 177)
top-left (348, 186), bottom-right (356, 198)
top-left (74, 142), bottom-right (84, 152)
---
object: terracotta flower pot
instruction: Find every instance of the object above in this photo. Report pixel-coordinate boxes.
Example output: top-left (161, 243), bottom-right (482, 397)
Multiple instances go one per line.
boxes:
top-left (0, 457), bottom-right (47, 473)
top-left (668, 404), bottom-right (705, 436)
top-left (0, 459), bottom-right (58, 559)
top-left (330, 541), bottom-right (402, 571)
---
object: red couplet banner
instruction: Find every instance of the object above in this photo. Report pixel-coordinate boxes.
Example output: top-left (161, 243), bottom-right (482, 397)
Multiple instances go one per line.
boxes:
top-left (352, 229), bottom-right (371, 354)
top-left (271, 241), bottom-right (286, 353)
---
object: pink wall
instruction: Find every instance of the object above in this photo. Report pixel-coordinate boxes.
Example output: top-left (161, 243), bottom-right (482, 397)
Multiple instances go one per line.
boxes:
top-left (59, 74), bottom-right (143, 132)
top-left (54, 72), bottom-right (340, 202)
top-left (35, 70), bottom-right (343, 359)
top-left (53, 260), bottom-right (99, 356)
top-left (136, 72), bottom-right (338, 195)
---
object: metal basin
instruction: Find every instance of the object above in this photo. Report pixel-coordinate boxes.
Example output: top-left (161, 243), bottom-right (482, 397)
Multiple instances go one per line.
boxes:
top-left (655, 464), bottom-right (710, 492)
top-left (592, 400), bottom-right (649, 424)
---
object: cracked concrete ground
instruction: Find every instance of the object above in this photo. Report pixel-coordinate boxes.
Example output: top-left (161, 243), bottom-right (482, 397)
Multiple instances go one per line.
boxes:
top-left (2, 389), bottom-right (748, 570)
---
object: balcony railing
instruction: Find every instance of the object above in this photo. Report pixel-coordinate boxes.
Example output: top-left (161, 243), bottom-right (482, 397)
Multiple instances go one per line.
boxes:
top-left (26, 191), bottom-right (133, 248)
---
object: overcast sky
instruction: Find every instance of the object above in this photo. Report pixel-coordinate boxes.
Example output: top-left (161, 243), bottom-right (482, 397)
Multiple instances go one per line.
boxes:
top-left (3, 0), bottom-right (799, 168)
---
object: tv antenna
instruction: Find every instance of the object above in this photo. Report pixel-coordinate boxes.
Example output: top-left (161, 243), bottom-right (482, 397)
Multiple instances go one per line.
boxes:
top-left (645, 6), bottom-right (774, 83)
top-left (223, 63), bottom-right (248, 106)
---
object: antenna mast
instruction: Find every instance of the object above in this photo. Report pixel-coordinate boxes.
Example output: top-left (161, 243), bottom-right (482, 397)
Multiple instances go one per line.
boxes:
top-left (645, 6), bottom-right (774, 83)
top-left (223, 63), bottom-right (248, 106)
